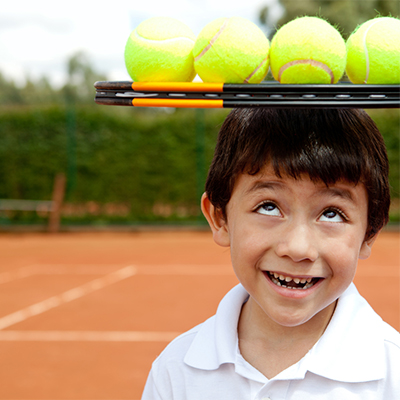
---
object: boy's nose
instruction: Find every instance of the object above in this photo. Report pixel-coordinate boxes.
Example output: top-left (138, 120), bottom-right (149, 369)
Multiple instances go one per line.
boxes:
top-left (275, 222), bottom-right (318, 263)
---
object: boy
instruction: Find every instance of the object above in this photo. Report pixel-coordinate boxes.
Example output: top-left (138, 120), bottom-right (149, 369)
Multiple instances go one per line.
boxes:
top-left (142, 108), bottom-right (400, 399)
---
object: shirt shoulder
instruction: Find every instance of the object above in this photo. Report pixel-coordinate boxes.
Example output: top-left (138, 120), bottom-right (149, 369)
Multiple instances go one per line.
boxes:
top-left (152, 322), bottom-right (204, 366)
top-left (382, 321), bottom-right (400, 367)
top-left (141, 317), bottom-right (216, 400)
top-left (382, 321), bottom-right (400, 348)
top-left (141, 285), bottom-right (248, 400)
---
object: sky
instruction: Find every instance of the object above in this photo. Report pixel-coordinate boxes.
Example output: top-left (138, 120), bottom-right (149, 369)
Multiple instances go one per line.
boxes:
top-left (0, 0), bottom-right (283, 88)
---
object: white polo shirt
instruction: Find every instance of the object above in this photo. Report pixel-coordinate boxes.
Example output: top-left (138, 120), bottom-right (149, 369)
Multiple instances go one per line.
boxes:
top-left (141, 284), bottom-right (400, 400)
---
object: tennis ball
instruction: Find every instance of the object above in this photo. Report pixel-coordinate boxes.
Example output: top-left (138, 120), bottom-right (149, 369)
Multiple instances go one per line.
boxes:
top-left (346, 17), bottom-right (400, 84)
top-left (124, 17), bottom-right (196, 82)
top-left (270, 16), bottom-right (346, 84)
top-left (193, 17), bottom-right (270, 84)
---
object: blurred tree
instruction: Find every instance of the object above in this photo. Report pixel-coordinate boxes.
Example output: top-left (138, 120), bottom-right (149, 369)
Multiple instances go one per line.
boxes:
top-left (61, 51), bottom-right (106, 104)
top-left (0, 72), bottom-right (24, 105)
top-left (260, 0), bottom-right (400, 38)
top-left (0, 52), bottom-right (106, 106)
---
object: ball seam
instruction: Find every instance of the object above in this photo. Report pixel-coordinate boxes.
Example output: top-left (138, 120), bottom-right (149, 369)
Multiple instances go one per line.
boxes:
top-left (362, 19), bottom-right (382, 84)
top-left (244, 56), bottom-right (269, 83)
top-left (194, 18), bottom-right (230, 62)
top-left (135, 30), bottom-right (195, 44)
top-left (278, 59), bottom-right (334, 83)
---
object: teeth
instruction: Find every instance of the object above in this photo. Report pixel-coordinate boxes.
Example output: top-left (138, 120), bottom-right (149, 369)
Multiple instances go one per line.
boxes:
top-left (303, 281), bottom-right (314, 290)
top-left (268, 271), bottom-right (318, 290)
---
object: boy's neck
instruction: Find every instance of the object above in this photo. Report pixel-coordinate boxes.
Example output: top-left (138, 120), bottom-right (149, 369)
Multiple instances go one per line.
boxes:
top-left (237, 297), bottom-right (337, 379)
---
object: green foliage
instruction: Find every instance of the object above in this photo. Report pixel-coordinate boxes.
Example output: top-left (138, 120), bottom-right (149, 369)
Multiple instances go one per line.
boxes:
top-left (0, 107), bottom-right (68, 199)
top-left (368, 109), bottom-right (400, 200)
top-left (260, 0), bottom-right (399, 39)
top-left (0, 105), bottom-right (229, 225)
top-left (0, 72), bottom-right (24, 104)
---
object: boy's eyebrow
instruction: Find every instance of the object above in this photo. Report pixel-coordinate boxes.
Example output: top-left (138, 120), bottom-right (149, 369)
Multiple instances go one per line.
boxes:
top-left (320, 187), bottom-right (355, 202)
top-left (246, 181), bottom-right (356, 203)
top-left (245, 180), bottom-right (287, 195)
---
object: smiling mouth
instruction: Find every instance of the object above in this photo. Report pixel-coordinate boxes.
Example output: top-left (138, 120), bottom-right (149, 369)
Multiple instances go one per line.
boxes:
top-left (266, 271), bottom-right (321, 290)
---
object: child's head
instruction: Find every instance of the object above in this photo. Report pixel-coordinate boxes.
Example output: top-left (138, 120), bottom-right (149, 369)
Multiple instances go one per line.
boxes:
top-left (202, 108), bottom-right (390, 331)
top-left (205, 108), bottom-right (390, 241)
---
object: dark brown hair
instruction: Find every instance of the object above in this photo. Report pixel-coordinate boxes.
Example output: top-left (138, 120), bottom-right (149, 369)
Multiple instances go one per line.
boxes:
top-left (205, 108), bottom-right (390, 240)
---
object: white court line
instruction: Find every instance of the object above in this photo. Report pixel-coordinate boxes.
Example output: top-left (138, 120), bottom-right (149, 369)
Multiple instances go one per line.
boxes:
top-left (2, 263), bottom-right (397, 282)
top-left (0, 265), bottom-right (137, 330)
top-left (136, 264), bottom-right (233, 275)
top-left (0, 266), bottom-right (37, 285)
top-left (0, 263), bottom-right (233, 285)
top-left (0, 330), bottom-right (180, 342)
top-left (0, 264), bottom-right (127, 285)
top-left (0, 263), bottom-right (232, 331)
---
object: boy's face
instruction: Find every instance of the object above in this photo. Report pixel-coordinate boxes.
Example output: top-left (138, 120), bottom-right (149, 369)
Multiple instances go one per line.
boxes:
top-left (202, 164), bottom-right (375, 329)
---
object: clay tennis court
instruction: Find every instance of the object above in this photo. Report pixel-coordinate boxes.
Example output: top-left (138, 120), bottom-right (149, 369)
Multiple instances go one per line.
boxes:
top-left (0, 229), bottom-right (398, 399)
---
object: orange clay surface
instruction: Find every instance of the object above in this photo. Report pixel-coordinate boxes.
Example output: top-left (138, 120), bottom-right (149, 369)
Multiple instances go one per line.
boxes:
top-left (0, 230), bottom-right (398, 400)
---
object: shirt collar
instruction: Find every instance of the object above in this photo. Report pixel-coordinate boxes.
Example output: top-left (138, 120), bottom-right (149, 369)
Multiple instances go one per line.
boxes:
top-left (184, 283), bottom-right (386, 383)
top-left (184, 284), bottom-right (248, 370)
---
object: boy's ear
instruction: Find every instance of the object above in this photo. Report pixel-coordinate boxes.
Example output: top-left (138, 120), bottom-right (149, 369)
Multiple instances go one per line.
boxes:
top-left (201, 193), bottom-right (230, 247)
top-left (359, 232), bottom-right (379, 260)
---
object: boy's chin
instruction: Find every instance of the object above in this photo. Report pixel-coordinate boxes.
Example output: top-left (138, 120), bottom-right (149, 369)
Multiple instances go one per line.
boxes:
top-left (267, 300), bottom-right (338, 330)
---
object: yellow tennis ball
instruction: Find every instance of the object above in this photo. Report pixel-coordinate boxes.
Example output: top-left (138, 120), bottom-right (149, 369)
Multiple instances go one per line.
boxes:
top-left (270, 16), bottom-right (346, 84)
top-left (346, 17), bottom-right (400, 84)
top-left (193, 17), bottom-right (270, 84)
top-left (124, 17), bottom-right (196, 82)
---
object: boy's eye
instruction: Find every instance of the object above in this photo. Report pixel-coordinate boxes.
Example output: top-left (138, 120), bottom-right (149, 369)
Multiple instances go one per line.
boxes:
top-left (256, 202), bottom-right (281, 217)
top-left (320, 208), bottom-right (346, 223)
